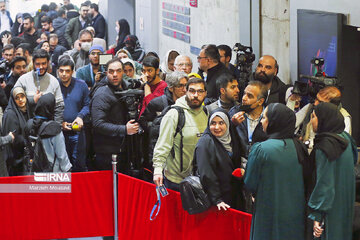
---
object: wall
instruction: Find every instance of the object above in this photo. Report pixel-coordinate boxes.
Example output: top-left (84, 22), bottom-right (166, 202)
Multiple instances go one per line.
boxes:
top-left (157, 0), bottom-right (240, 72)
top-left (260, 0), bottom-right (290, 83)
top-left (289, 0), bottom-right (360, 83)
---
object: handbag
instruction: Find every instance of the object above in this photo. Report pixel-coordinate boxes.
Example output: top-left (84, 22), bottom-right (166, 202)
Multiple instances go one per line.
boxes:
top-left (179, 175), bottom-right (211, 214)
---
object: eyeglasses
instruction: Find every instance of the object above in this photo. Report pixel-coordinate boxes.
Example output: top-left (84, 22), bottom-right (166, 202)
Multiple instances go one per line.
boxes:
top-left (197, 56), bottom-right (208, 60)
top-left (188, 88), bottom-right (205, 94)
top-left (176, 63), bottom-right (192, 67)
top-left (175, 84), bottom-right (186, 89)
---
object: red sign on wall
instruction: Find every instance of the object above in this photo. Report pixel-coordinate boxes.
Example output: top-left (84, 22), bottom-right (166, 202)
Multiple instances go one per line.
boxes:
top-left (190, 0), bottom-right (198, 8)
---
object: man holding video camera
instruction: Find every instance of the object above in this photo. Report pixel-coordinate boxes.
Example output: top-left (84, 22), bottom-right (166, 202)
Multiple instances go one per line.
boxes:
top-left (76, 45), bottom-right (105, 88)
top-left (91, 58), bottom-right (140, 171)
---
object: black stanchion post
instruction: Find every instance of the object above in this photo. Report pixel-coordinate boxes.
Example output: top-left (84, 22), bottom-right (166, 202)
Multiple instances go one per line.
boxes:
top-left (112, 154), bottom-right (118, 239)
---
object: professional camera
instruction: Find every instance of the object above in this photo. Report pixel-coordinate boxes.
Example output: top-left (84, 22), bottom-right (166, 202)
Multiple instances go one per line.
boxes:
top-left (0, 59), bottom-right (10, 83)
top-left (233, 43), bottom-right (256, 89)
top-left (292, 58), bottom-right (341, 99)
top-left (127, 78), bottom-right (143, 89)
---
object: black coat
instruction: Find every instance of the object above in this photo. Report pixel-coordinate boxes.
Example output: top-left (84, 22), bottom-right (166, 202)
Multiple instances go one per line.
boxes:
top-left (2, 91), bottom-right (32, 175)
top-left (142, 87), bottom-right (174, 123)
top-left (202, 63), bottom-right (231, 104)
top-left (194, 109), bottom-right (245, 209)
top-left (228, 105), bottom-right (268, 158)
top-left (90, 78), bottom-right (130, 153)
top-left (91, 13), bottom-right (106, 39)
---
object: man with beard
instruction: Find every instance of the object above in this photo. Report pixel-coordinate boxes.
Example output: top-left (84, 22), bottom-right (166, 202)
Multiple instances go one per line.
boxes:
top-left (64, 3), bottom-right (91, 48)
top-left (252, 55), bottom-right (288, 104)
top-left (0, 1), bottom-right (13, 34)
top-left (138, 56), bottom-right (167, 117)
top-left (89, 3), bottom-right (106, 39)
top-left (4, 56), bottom-right (27, 99)
top-left (153, 77), bottom-right (208, 191)
top-left (206, 72), bottom-right (240, 113)
top-left (21, 15), bottom-right (41, 50)
top-left (76, 45), bottom-right (104, 88)
top-left (91, 58), bottom-right (140, 170)
top-left (14, 49), bottom-right (64, 123)
top-left (229, 81), bottom-right (268, 157)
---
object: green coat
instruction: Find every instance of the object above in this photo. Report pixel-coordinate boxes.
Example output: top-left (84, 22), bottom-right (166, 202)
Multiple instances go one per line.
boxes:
top-left (308, 132), bottom-right (356, 240)
top-left (64, 17), bottom-right (91, 47)
top-left (244, 139), bottom-right (305, 240)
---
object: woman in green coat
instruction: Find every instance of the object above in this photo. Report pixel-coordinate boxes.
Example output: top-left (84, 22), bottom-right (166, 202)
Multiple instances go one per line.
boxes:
top-left (309, 102), bottom-right (357, 240)
top-left (244, 103), bottom-right (308, 240)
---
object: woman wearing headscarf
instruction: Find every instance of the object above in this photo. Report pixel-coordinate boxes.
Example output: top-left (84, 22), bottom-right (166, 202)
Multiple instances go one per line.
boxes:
top-left (26, 93), bottom-right (72, 172)
top-left (308, 102), bottom-right (357, 240)
top-left (159, 49), bottom-right (180, 78)
top-left (114, 19), bottom-right (130, 53)
top-left (244, 103), bottom-right (308, 240)
top-left (194, 109), bottom-right (246, 211)
top-left (11, 13), bottom-right (24, 37)
top-left (121, 58), bottom-right (140, 80)
top-left (3, 87), bottom-right (32, 176)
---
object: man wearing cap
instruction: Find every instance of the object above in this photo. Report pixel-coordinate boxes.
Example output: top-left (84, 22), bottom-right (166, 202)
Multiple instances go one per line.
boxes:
top-left (76, 45), bottom-right (105, 88)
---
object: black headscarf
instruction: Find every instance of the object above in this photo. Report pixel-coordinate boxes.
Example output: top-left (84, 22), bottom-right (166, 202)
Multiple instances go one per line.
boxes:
top-left (115, 19), bottom-right (130, 53)
top-left (313, 102), bottom-right (348, 161)
top-left (266, 103), bottom-right (296, 139)
top-left (28, 93), bottom-right (61, 138)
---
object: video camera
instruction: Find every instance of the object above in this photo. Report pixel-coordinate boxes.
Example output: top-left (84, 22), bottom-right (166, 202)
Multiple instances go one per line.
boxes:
top-left (293, 58), bottom-right (341, 99)
top-left (233, 43), bottom-right (256, 88)
top-left (0, 59), bottom-right (10, 83)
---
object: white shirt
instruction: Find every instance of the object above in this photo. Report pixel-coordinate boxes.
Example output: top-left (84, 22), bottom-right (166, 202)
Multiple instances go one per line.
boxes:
top-left (0, 11), bottom-right (10, 33)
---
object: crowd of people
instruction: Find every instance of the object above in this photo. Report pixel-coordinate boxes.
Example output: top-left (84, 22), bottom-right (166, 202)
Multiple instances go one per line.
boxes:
top-left (0, 0), bottom-right (357, 239)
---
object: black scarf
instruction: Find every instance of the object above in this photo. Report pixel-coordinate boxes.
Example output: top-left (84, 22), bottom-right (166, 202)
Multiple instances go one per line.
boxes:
top-left (266, 103), bottom-right (309, 167)
top-left (29, 93), bottom-right (61, 138)
top-left (313, 102), bottom-right (348, 161)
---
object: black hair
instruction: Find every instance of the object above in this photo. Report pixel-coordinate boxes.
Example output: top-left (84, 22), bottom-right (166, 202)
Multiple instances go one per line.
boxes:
top-left (217, 44), bottom-right (232, 60)
top-left (142, 56), bottom-right (159, 69)
top-left (16, 43), bottom-right (33, 54)
top-left (57, 9), bottom-right (66, 17)
top-left (64, 4), bottom-right (74, 10)
top-left (41, 15), bottom-right (52, 24)
top-left (145, 51), bottom-right (160, 60)
top-left (11, 37), bottom-right (26, 48)
top-left (2, 43), bottom-right (14, 52)
top-left (23, 14), bottom-right (34, 23)
top-left (49, 2), bottom-right (57, 11)
top-left (106, 57), bottom-right (123, 70)
top-left (58, 56), bottom-right (75, 70)
top-left (10, 56), bottom-right (26, 69)
top-left (186, 77), bottom-right (206, 91)
top-left (201, 44), bottom-right (220, 63)
top-left (216, 72), bottom-right (235, 94)
top-left (80, 2), bottom-right (90, 8)
top-left (90, 3), bottom-right (98, 12)
top-left (32, 49), bottom-right (50, 62)
top-left (41, 4), bottom-right (49, 12)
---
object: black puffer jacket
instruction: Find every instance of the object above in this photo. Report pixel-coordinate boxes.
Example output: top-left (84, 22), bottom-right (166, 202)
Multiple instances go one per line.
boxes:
top-left (90, 78), bottom-right (131, 153)
top-left (142, 87), bottom-right (174, 123)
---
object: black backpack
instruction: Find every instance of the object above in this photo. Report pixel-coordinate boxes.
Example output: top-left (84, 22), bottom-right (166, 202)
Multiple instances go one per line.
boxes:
top-left (149, 105), bottom-right (186, 171)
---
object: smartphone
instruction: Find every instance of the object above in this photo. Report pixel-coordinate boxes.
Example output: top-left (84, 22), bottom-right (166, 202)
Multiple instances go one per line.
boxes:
top-left (158, 185), bottom-right (169, 197)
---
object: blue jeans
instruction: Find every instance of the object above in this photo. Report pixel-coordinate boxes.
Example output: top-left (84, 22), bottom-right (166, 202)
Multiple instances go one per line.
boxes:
top-left (63, 130), bottom-right (87, 172)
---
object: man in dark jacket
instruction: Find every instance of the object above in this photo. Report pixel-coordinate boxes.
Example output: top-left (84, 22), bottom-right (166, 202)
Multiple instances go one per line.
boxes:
top-left (64, 3), bottom-right (91, 48)
top-left (21, 15), bottom-right (41, 50)
top-left (197, 44), bottom-right (232, 105)
top-left (229, 81), bottom-right (268, 158)
top-left (252, 55), bottom-right (289, 105)
top-left (89, 3), bottom-right (106, 39)
top-left (49, 34), bottom-right (67, 74)
top-left (53, 9), bottom-right (70, 49)
top-left (91, 58), bottom-right (139, 170)
top-left (4, 56), bottom-right (27, 99)
top-left (217, 44), bottom-right (240, 80)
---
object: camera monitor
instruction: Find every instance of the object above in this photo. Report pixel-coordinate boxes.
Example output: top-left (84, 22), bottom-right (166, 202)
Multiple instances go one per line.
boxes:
top-left (99, 54), bottom-right (113, 65)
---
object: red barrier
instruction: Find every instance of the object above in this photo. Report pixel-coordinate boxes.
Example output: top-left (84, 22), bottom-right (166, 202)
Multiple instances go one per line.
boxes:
top-left (117, 173), bottom-right (252, 240)
top-left (0, 171), bottom-right (252, 239)
top-left (0, 171), bottom-right (114, 239)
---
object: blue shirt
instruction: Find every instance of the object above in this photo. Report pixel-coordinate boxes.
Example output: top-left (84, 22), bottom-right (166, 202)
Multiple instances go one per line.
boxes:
top-left (59, 77), bottom-right (90, 123)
